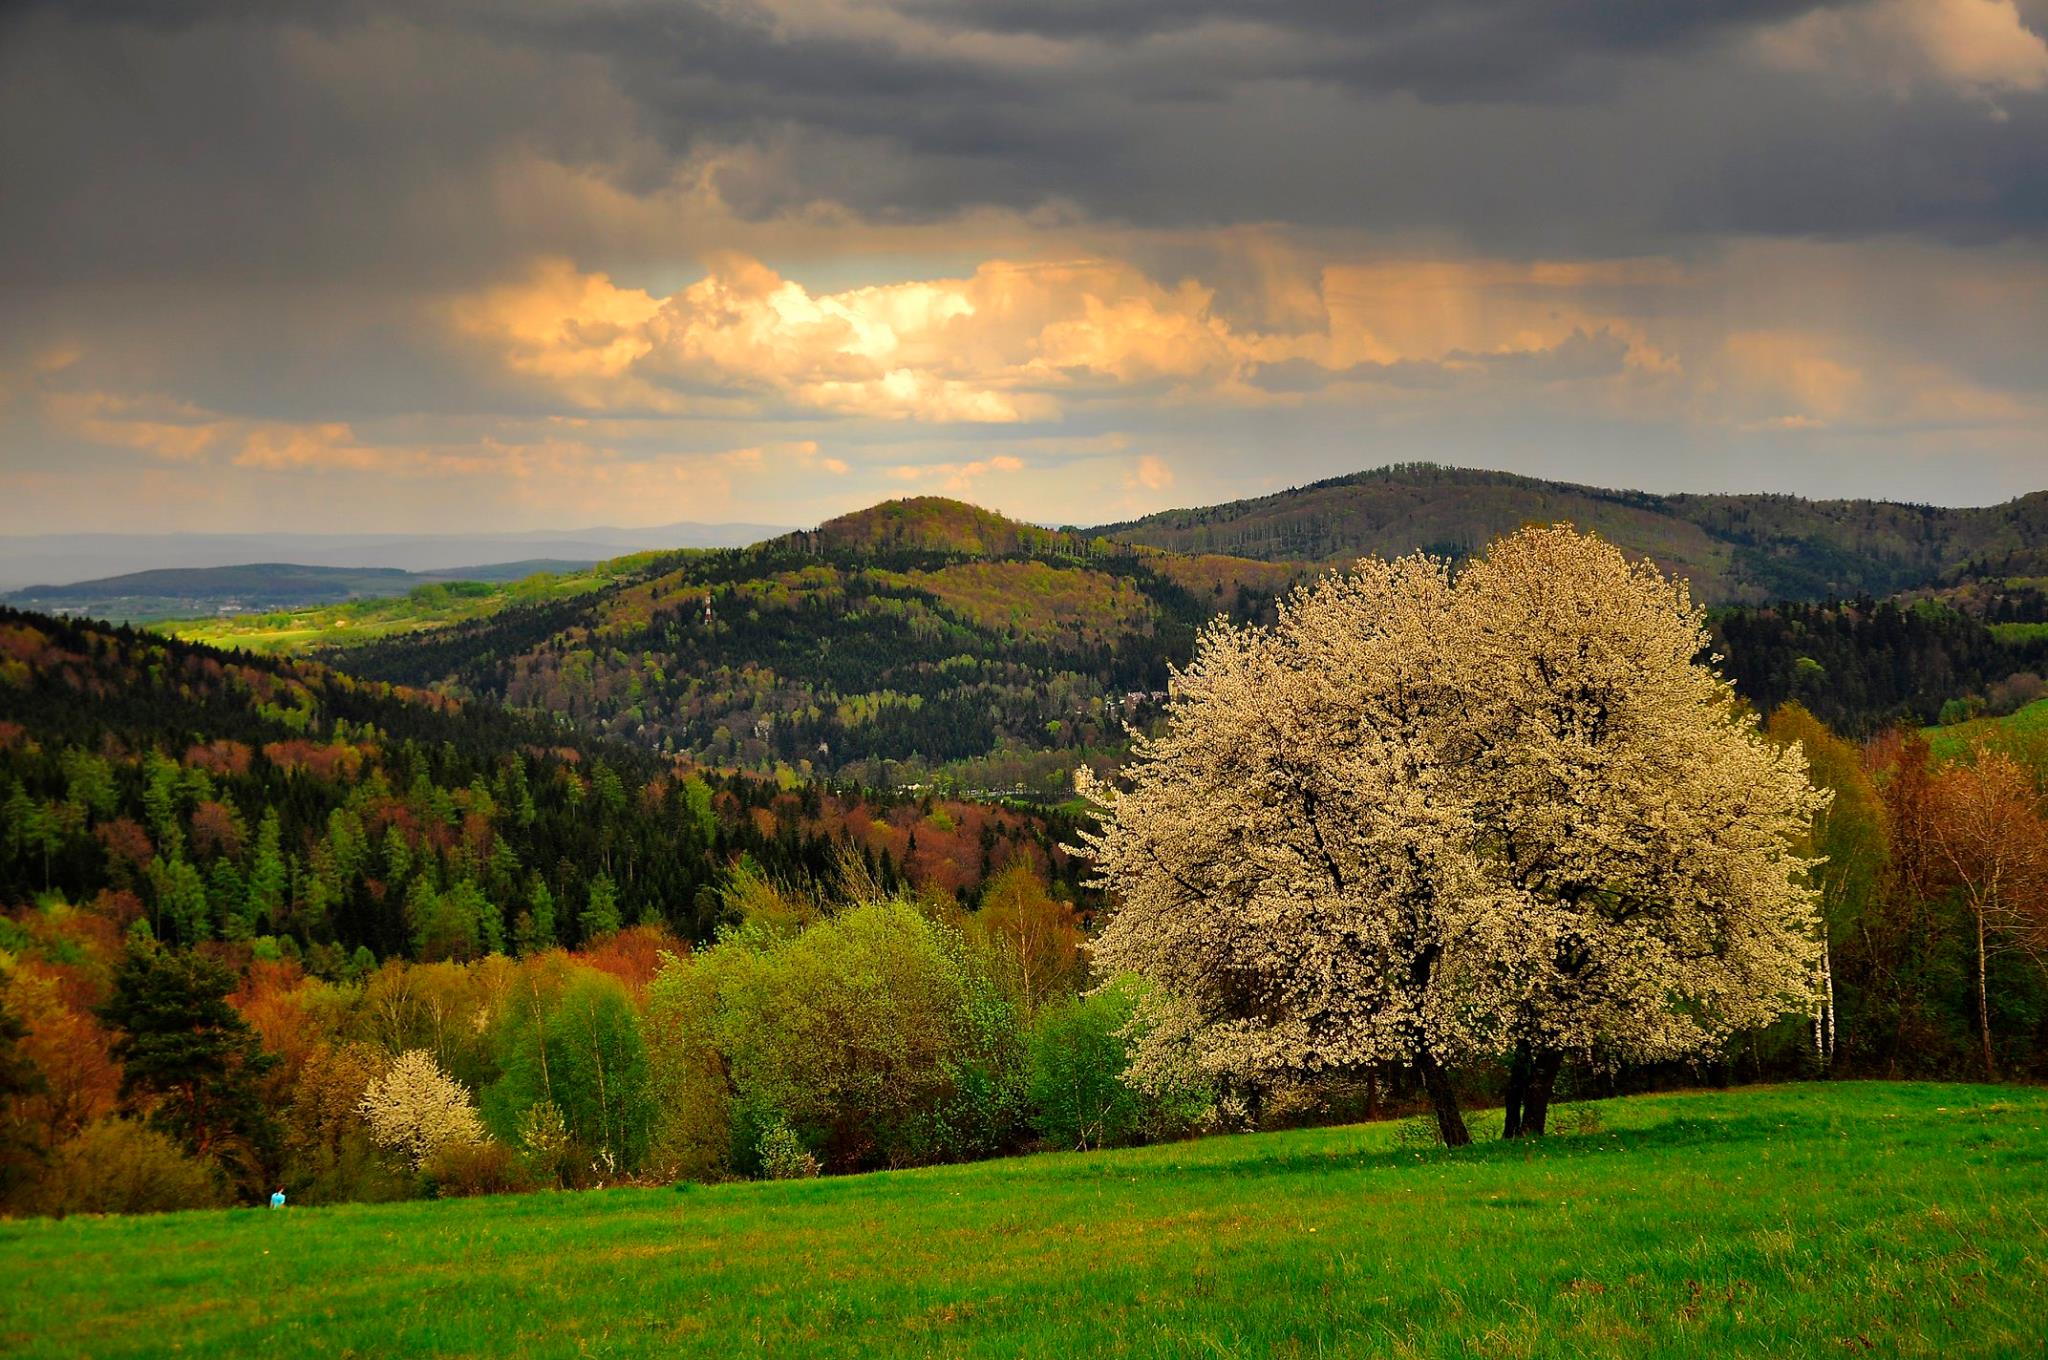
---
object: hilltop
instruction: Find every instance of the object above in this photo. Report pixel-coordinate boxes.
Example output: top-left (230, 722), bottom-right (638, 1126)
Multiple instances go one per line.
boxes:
top-left (322, 501), bottom-right (1306, 796)
top-left (1088, 464), bottom-right (2048, 603)
top-left (791, 497), bottom-right (1074, 559)
top-left (156, 477), bottom-right (2048, 784)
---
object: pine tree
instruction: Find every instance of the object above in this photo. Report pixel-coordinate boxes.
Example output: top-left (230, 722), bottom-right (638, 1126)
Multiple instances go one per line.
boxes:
top-left (245, 809), bottom-right (287, 931)
top-left (580, 873), bottom-right (621, 942)
top-left (98, 947), bottom-right (277, 1193)
top-left (152, 856), bottom-right (212, 946)
top-left (518, 876), bottom-right (558, 955)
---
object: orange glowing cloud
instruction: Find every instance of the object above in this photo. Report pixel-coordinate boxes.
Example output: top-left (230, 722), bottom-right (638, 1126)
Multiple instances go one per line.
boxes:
top-left (885, 454), bottom-right (1027, 494)
top-left (454, 250), bottom-right (1680, 423)
top-left (44, 391), bottom-right (225, 462)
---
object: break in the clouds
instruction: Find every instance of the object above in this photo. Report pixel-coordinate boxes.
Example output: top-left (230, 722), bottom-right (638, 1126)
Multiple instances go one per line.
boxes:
top-left (1, 0), bottom-right (2045, 534)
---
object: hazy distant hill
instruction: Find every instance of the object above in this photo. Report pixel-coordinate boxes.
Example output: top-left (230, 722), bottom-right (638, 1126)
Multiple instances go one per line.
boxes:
top-left (2, 559), bottom-right (599, 624)
top-left (1087, 464), bottom-right (2048, 603)
top-left (0, 521), bottom-right (793, 591)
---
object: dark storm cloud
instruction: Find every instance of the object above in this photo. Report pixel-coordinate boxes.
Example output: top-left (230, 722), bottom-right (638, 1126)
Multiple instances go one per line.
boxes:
top-left (2, 0), bottom-right (2045, 418)
top-left (4, 0), bottom-right (2044, 283)
top-left (907, 0), bottom-right (1831, 43)
top-left (905, 0), bottom-right (1845, 99)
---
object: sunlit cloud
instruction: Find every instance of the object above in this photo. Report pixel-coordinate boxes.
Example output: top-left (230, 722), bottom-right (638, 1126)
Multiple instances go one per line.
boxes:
top-left (1756, 0), bottom-right (2048, 110)
top-left (454, 249), bottom-right (1685, 426)
top-left (885, 454), bottom-right (1027, 495)
top-left (45, 391), bottom-right (226, 462)
top-left (1125, 455), bottom-right (1175, 493)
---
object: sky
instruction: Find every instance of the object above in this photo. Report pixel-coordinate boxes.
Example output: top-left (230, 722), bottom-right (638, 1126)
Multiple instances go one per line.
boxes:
top-left (2, 0), bottom-right (2046, 535)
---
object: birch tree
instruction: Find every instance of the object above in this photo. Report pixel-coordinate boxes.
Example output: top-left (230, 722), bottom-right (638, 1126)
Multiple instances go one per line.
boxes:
top-left (1925, 747), bottom-right (2048, 1079)
top-left (1085, 526), bottom-right (1826, 1142)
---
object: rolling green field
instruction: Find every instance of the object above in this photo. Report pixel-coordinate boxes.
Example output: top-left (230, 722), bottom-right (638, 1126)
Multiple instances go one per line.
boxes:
top-left (151, 559), bottom-right (649, 655)
top-left (4, 1083), bottom-right (2044, 1358)
top-left (1928, 696), bottom-right (2048, 761)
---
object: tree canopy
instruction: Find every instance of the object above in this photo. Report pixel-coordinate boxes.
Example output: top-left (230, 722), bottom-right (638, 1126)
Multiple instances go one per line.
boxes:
top-left (1085, 526), bottom-right (1826, 1141)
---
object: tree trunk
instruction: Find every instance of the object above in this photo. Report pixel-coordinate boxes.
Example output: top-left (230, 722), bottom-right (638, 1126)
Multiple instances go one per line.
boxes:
top-left (1522, 1049), bottom-right (1564, 1137)
top-left (1502, 1041), bottom-right (1531, 1139)
top-left (1976, 912), bottom-right (1997, 1081)
top-left (1416, 1051), bottom-right (1471, 1147)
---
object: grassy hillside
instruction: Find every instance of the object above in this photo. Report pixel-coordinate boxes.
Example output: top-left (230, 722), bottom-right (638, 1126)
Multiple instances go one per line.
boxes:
top-left (156, 560), bottom-right (639, 655)
top-left (1927, 696), bottom-right (2048, 761)
top-left (1090, 464), bottom-right (2048, 604)
top-left (3, 560), bottom-right (600, 626)
top-left (3, 1083), bottom-right (2041, 1358)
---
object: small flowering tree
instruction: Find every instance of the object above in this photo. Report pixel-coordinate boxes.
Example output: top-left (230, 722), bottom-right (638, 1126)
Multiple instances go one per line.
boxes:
top-left (1084, 526), bottom-right (1826, 1143)
top-left (358, 1049), bottom-right (487, 1170)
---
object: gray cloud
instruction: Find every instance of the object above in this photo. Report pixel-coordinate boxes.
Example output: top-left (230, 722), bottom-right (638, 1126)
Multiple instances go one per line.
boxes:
top-left (2, 0), bottom-right (2044, 531)
top-left (4, 0), bottom-right (2045, 297)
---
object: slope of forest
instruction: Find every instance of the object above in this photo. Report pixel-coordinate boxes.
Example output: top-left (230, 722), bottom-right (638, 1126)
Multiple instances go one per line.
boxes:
top-left (1089, 464), bottom-right (2048, 603)
top-left (224, 490), bottom-right (2048, 797)
top-left (326, 499), bottom-right (1309, 796)
top-left (0, 607), bottom-right (1093, 965)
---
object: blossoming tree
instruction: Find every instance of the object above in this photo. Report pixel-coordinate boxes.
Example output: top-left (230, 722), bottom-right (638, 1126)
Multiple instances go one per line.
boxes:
top-left (358, 1048), bottom-right (487, 1169)
top-left (1084, 525), bottom-right (1826, 1143)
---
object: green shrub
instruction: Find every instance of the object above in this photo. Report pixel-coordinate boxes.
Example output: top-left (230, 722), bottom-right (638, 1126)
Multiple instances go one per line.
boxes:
top-left (1028, 976), bottom-right (1210, 1150)
top-left (1027, 979), bottom-right (1148, 1150)
top-left (756, 1121), bottom-right (820, 1180)
top-left (648, 900), bottom-right (1027, 1175)
top-left (642, 960), bottom-right (733, 1182)
top-left (515, 1101), bottom-right (574, 1189)
top-left (33, 1119), bottom-right (223, 1216)
top-left (424, 1139), bottom-right (533, 1198)
top-left (487, 970), bottom-right (653, 1179)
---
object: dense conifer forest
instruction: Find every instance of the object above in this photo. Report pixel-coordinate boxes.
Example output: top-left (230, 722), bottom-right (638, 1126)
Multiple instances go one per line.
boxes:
top-left (0, 606), bottom-right (1092, 966)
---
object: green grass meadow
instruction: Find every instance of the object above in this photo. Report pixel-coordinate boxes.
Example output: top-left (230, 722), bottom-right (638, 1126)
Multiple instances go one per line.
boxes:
top-left (1927, 697), bottom-right (2048, 761)
top-left (3, 1082), bottom-right (2044, 1358)
top-left (153, 563), bottom-right (630, 656)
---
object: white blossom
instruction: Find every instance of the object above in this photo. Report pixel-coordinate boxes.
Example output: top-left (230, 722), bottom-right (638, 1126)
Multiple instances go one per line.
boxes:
top-left (358, 1048), bottom-right (488, 1169)
top-left (1083, 525), bottom-right (1826, 1091)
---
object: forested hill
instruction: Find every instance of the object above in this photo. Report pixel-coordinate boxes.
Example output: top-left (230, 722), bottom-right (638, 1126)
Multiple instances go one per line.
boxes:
top-left (328, 498), bottom-right (1308, 795)
top-left (251, 490), bottom-right (2048, 785)
top-left (0, 607), bottom-right (1093, 964)
top-left (1087, 464), bottom-right (2048, 604)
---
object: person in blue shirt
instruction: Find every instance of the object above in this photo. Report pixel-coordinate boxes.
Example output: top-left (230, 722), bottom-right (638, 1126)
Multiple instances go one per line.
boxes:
top-left (270, 1187), bottom-right (286, 1209)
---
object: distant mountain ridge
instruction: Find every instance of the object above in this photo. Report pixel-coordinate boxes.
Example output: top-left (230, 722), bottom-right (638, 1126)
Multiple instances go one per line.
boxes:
top-left (1085, 464), bottom-right (2048, 603)
top-left (0, 521), bottom-right (794, 591)
top-left (2, 560), bottom-right (601, 625)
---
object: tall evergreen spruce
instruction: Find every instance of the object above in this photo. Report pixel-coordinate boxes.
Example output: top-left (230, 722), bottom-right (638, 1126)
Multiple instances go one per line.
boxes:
top-left (98, 947), bottom-right (278, 1194)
